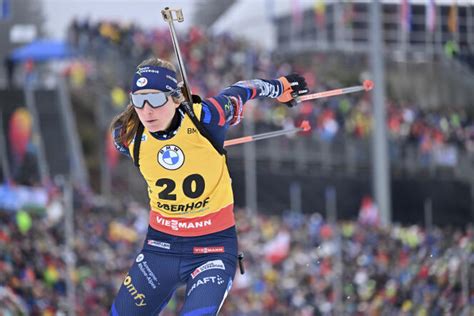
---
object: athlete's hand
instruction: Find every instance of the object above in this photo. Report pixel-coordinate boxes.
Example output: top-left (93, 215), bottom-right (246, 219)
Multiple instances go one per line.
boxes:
top-left (277, 74), bottom-right (308, 107)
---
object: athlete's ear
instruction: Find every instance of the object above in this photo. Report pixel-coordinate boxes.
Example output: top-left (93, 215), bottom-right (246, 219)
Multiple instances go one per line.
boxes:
top-left (176, 81), bottom-right (184, 99)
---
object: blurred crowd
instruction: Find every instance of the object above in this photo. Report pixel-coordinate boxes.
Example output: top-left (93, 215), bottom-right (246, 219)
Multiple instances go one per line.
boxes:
top-left (0, 186), bottom-right (149, 315)
top-left (0, 188), bottom-right (473, 315)
top-left (231, 211), bottom-right (473, 316)
top-left (1, 17), bottom-right (474, 316)
top-left (64, 18), bottom-right (474, 159)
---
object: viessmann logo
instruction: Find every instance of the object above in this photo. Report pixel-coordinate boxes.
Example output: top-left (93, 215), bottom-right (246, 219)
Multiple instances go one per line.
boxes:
top-left (155, 215), bottom-right (212, 231)
top-left (193, 247), bottom-right (225, 254)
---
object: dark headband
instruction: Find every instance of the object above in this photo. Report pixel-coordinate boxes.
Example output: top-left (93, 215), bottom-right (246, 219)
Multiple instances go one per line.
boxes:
top-left (131, 66), bottom-right (179, 95)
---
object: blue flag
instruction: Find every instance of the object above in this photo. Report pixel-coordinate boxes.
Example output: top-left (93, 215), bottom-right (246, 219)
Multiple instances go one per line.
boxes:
top-left (0, 0), bottom-right (10, 20)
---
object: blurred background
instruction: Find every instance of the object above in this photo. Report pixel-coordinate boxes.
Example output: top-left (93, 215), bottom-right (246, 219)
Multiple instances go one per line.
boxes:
top-left (0, 0), bottom-right (473, 315)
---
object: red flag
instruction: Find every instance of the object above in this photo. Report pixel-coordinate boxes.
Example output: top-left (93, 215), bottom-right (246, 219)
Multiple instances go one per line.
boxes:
top-left (105, 132), bottom-right (119, 170)
top-left (8, 108), bottom-right (32, 163)
top-left (314, 0), bottom-right (326, 28)
top-left (264, 230), bottom-right (290, 264)
top-left (358, 195), bottom-right (380, 226)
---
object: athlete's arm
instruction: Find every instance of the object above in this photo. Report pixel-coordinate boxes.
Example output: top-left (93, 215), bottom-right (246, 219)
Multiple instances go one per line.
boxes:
top-left (200, 77), bottom-right (303, 147)
top-left (112, 124), bottom-right (131, 157)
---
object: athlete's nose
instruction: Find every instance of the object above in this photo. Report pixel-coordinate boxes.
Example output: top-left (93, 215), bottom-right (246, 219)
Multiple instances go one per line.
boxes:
top-left (143, 102), bottom-right (154, 113)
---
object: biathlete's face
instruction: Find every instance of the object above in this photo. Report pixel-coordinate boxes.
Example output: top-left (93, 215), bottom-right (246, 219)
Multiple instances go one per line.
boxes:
top-left (132, 89), bottom-right (180, 132)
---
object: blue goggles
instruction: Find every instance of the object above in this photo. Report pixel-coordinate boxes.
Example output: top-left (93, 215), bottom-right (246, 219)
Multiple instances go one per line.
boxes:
top-left (130, 91), bottom-right (177, 109)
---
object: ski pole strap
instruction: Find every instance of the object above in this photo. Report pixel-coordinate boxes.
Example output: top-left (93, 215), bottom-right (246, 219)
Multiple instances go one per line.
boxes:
top-left (133, 122), bottom-right (145, 167)
top-left (182, 95), bottom-right (227, 156)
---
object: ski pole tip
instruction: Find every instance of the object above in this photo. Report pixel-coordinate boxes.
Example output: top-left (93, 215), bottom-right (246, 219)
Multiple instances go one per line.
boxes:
top-left (363, 80), bottom-right (374, 91)
top-left (300, 120), bottom-right (311, 132)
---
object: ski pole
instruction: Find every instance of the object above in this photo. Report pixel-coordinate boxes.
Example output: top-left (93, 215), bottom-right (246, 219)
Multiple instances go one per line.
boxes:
top-left (161, 7), bottom-right (193, 103)
top-left (297, 79), bottom-right (374, 102)
top-left (224, 121), bottom-right (311, 147)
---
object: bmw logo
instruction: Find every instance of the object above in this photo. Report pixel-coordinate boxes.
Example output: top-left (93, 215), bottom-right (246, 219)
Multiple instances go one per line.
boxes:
top-left (158, 145), bottom-right (185, 170)
top-left (136, 77), bottom-right (148, 87)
